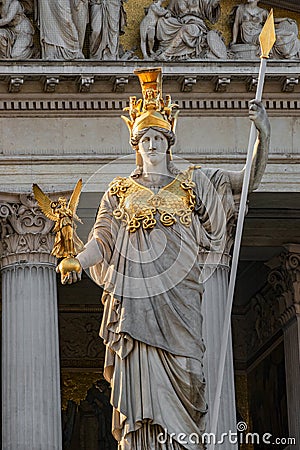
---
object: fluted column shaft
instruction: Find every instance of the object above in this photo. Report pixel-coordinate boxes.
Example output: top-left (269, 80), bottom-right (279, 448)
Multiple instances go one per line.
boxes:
top-left (202, 254), bottom-right (237, 449)
top-left (2, 262), bottom-right (62, 450)
top-left (0, 194), bottom-right (62, 450)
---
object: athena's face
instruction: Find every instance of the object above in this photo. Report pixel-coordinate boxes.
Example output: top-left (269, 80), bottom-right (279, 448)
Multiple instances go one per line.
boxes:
top-left (138, 128), bottom-right (169, 167)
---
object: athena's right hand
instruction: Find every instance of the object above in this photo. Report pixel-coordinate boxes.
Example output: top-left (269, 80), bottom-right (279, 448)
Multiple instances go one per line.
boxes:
top-left (56, 257), bottom-right (82, 285)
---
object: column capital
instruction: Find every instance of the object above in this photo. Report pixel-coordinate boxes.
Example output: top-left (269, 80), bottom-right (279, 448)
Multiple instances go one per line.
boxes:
top-left (267, 244), bottom-right (300, 327)
top-left (0, 193), bottom-right (55, 268)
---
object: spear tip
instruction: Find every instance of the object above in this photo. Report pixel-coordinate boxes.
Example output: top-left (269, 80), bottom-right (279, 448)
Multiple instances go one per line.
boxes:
top-left (260, 9), bottom-right (276, 59)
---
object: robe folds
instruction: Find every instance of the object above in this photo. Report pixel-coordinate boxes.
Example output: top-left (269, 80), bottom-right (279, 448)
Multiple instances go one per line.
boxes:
top-left (36, 0), bottom-right (83, 59)
top-left (89, 0), bottom-right (127, 60)
top-left (156, 0), bottom-right (221, 59)
top-left (77, 167), bottom-right (236, 449)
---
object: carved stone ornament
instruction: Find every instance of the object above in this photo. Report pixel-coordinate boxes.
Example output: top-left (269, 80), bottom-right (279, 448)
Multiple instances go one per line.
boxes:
top-left (145, 0), bottom-right (227, 61)
top-left (248, 289), bottom-right (281, 355)
top-left (59, 311), bottom-right (104, 368)
top-left (230, 1), bottom-right (300, 60)
top-left (0, 1), bottom-right (298, 61)
top-left (0, 0), bottom-right (35, 60)
top-left (268, 245), bottom-right (300, 326)
top-left (233, 280), bottom-right (283, 363)
top-left (0, 194), bottom-right (55, 267)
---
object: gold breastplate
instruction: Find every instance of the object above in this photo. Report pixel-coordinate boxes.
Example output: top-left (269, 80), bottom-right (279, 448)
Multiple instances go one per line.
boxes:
top-left (109, 167), bottom-right (197, 233)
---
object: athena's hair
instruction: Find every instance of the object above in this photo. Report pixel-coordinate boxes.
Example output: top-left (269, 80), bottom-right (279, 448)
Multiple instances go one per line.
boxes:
top-left (130, 126), bottom-right (180, 178)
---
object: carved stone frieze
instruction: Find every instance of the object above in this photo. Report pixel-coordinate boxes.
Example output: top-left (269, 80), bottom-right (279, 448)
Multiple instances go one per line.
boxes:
top-left (267, 246), bottom-right (300, 326)
top-left (0, 194), bottom-right (55, 267)
top-left (59, 311), bottom-right (104, 368)
top-left (0, 0), bottom-right (35, 60)
top-left (230, 2), bottom-right (300, 60)
top-left (0, 1), bottom-right (298, 61)
top-left (233, 283), bottom-right (282, 363)
top-left (234, 247), bottom-right (300, 361)
top-left (232, 253), bottom-right (300, 362)
top-left (148, 0), bottom-right (227, 61)
top-left (249, 290), bottom-right (281, 353)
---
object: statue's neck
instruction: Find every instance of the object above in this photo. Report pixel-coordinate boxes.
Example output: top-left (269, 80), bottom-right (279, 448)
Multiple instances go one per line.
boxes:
top-left (140, 160), bottom-right (173, 188)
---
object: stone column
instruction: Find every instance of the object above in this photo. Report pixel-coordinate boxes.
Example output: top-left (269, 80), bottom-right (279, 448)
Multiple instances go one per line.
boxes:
top-left (201, 252), bottom-right (237, 449)
top-left (268, 244), bottom-right (300, 447)
top-left (0, 193), bottom-right (62, 450)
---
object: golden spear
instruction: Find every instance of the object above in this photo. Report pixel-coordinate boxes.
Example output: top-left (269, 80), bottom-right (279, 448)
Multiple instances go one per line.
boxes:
top-left (209, 10), bottom-right (276, 446)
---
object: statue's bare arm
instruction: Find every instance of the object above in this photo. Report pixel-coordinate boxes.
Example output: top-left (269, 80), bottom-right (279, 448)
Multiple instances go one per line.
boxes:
top-left (224, 100), bottom-right (270, 195)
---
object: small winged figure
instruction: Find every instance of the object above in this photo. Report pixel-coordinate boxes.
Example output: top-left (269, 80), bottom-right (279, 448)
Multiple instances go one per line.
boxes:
top-left (33, 179), bottom-right (85, 258)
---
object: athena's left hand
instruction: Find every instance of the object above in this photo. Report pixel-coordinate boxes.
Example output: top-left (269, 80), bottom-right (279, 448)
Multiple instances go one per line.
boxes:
top-left (249, 99), bottom-right (270, 136)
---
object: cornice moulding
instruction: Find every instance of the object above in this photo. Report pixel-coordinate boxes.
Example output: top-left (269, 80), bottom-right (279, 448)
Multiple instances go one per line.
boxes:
top-left (0, 60), bottom-right (298, 78)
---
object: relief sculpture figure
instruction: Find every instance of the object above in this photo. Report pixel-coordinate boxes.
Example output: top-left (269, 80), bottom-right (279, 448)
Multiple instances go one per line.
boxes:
top-left (273, 17), bottom-right (300, 59)
top-left (140, 0), bottom-right (171, 60)
top-left (230, 0), bottom-right (300, 59)
top-left (55, 67), bottom-right (270, 449)
top-left (71, 0), bottom-right (89, 51)
top-left (0, 0), bottom-right (34, 59)
top-left (231, 0), bottom-right (268, 46)
top-left (35, 0), bottom-right (83, 59)
top-left (89, 0), bottom-right (127, 60)
top-left (154, 0), bottom-right (227, 60)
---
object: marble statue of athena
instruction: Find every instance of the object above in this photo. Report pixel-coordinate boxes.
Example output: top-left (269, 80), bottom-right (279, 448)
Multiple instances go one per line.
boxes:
top-left (57, 67), bottom-right (270, 449)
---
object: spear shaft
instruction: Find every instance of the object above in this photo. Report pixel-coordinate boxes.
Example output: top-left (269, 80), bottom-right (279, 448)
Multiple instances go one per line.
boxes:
top-left (208, 10), bottom-right (276, 449)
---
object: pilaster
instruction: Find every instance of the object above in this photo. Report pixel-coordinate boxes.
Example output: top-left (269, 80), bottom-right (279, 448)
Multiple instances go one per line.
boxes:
top-left (268, 244), bottom-right (300, 447)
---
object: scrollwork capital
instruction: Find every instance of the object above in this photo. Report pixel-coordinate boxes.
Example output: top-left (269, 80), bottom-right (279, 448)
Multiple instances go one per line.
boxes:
top-left (0, 194), bottom-right (55, 268)
top-left (267, 246), bottom-right (300, 326)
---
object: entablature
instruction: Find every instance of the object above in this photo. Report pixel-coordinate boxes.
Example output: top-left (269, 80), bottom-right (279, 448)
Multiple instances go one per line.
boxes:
top-left (0, 61), bottom-right (299, 117)
top-left (0, 61), bottom-right (299, 93)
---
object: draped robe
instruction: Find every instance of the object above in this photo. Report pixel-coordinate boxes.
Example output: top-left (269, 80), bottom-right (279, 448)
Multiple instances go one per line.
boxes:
top-left (233, 4), bottom-right (268, 45)
top-left (273, 18), bottom-right (300, 59)
top-left (0, 0), bottom-right (34, 59)
top-left (36, 0), bottom-right (83, 59)
top-left (77, 167), bottom-right (236, 449)
top-left (156, 0), bottom-right (221, 59)
top-left (89, 0), bottom-right (127, 60)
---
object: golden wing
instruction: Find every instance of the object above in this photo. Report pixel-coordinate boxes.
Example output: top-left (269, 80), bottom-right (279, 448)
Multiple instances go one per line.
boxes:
top-left (32, 184), bottom-right (57, 222)
top-left (68, 179), bottom-right (82, 216)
